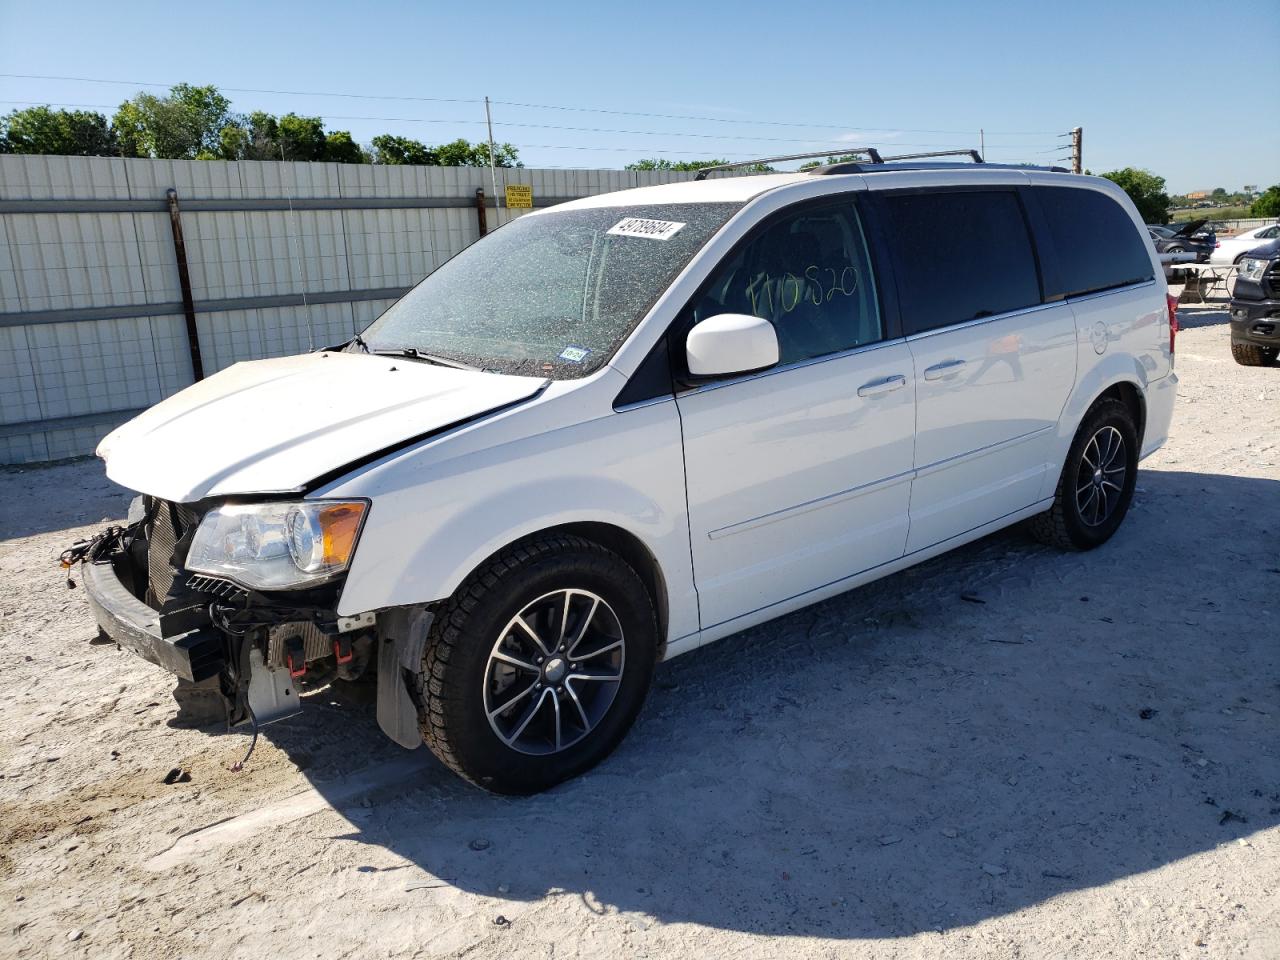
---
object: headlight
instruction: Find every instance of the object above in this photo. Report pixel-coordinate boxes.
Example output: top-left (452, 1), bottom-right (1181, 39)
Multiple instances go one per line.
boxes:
top-left (187, 500), bottom-right (368, 590)
top-left (1239, 258), bottom-right (1268, 282)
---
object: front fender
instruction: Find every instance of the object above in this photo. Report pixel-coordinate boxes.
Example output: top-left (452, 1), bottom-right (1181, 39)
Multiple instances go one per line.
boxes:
top-left (325, 398), bottom-right (698, 644)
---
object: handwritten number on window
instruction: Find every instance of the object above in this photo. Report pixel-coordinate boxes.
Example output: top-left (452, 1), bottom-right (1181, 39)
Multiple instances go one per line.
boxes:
top-left (746, 266), bottom-right (859, 317)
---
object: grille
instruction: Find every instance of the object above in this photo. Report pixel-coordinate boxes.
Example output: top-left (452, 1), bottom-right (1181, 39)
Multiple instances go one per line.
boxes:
top-left (1264, 262), bottom-right (1280, 300)
top-left (144, 499), bottom-right (199, 609)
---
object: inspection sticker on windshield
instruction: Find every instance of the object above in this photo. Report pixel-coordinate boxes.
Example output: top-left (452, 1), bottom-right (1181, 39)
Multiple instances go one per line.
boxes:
top-left (607, 217), bottom-right (686, 241)
top-left (558, 345), bottom-right (591, 363)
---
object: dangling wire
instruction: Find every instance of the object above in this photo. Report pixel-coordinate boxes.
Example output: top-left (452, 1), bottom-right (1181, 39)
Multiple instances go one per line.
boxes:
top-left (228, 704), bottom-right (259, 773)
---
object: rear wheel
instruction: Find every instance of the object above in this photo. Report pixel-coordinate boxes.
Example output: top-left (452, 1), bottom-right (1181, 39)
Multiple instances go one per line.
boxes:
top-left (416, 534), bottom-right (658, 794)
top-left (1231, 341), bottom-right (1278, 366)
top-left (1029, 398), bottom-right (1139, 551)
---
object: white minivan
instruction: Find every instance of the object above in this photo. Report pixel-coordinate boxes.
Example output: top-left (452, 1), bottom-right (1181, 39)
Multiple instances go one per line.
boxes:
top-left (73, 157), bottom-right (1179, 793)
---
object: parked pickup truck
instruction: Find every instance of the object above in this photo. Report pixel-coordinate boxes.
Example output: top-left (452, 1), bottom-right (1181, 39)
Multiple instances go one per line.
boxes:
top-left (1229, 239), bottom-right (1280, 366)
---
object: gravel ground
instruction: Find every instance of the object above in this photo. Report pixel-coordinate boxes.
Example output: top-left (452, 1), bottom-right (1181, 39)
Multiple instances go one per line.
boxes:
top-left (1, 306), bottom-right (1277, 960)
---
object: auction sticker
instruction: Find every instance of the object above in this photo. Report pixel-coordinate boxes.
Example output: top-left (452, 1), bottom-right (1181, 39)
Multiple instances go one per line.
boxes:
top-left (607, 217), bottom-right (686, 241)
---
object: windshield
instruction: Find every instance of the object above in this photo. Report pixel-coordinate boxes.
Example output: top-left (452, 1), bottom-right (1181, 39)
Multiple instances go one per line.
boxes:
top-left (360, 202), bottom-right (742, 378)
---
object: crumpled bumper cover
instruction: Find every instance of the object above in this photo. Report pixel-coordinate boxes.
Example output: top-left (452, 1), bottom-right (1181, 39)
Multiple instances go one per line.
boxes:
top-left (81, 560), bottom-right (225, 683)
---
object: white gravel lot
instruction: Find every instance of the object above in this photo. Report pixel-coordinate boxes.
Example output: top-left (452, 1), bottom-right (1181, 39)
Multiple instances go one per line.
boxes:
top-left (1, 306), bottom-right (1277, 960)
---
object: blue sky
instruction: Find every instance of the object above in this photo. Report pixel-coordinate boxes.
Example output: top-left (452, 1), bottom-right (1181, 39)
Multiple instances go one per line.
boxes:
top-left (1, 0), bottom-right (1276, 193)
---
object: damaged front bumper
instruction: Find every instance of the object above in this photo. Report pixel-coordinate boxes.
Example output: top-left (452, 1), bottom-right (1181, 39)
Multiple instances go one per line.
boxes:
top-left (81, 559), bottom-right (225, 683)
top-left (68, 501), bottom-right (362, 730)
top-left (68, 498), bottom-right (429, 748)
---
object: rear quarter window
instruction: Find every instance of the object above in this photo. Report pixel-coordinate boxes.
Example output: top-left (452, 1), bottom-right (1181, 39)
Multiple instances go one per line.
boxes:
top-left (880, 190), bottom-right (1042, 336)
top-left (1034, 186), bottom-right (1154, 299)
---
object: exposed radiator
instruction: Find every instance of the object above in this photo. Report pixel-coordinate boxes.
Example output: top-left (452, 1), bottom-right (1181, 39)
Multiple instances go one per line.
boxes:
top-left (142, 499), bottom-right (201, 609)
top-left (267, 621), bottom-right (332, 669)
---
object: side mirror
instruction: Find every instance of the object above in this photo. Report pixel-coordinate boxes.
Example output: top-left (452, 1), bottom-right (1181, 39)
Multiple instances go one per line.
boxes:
top-left (685, 314), bottom-right (779, 378)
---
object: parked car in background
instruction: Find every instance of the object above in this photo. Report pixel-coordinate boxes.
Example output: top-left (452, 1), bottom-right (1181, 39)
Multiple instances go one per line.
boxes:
top-left (1212, 223), bottom-right (1280, 265)
top-left (68, 163), bottom-right (1178, 794)
top-left (1147, 220), bottom-right (1214, 263)
top-left (1229, 238), bottom-right (1280, 366)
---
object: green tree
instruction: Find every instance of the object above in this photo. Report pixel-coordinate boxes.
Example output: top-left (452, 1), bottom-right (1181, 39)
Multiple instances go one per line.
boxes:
top-left (626, 157), bottom-right (773, 173)
top-left (277, 113), bottom-right (326, 161)
top-left (0, 106), bottom-right (118, 156)
top-left (1099, 167), bottom-right (1171, 224)
top-left (371, 134), bottom-right (437, 165)
top-left (218, 111), bottom-right (273, 160)
top-left (798, 153), bottom-right (865, 171)
top-left (433, 137), bottom-right (519, 167)
top-left (626, 158), bottom-right (726, 171)
top-left (1251, 185), bottom-right (1280, 218)
top-left (113, 84), bottom-right (233, 159)
top-left (1210, 187), bottom-right (1227, 198)
top-left (323, 131), bottom-right (366, 163)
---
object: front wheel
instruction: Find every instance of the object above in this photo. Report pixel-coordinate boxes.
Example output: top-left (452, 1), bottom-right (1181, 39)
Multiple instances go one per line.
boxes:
top-left (1231, 341), bottom-right (1278, 366)
top-left (1029, 398), bottom-right (1139, 551)
top-left (415, 534), bottom-right (658, 794)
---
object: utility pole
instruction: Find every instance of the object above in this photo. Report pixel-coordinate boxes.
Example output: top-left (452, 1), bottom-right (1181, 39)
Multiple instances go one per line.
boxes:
top-left (980, 128), bottom-right (985, 162)
top-left (484, 96), bottom-right (500, 211)
top-left (1070, 126), bottom-right (1083, 174)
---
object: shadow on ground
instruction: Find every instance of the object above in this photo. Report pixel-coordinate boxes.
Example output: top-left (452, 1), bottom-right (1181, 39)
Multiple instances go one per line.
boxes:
top-left (236, 467), bottom-right (1279, 939)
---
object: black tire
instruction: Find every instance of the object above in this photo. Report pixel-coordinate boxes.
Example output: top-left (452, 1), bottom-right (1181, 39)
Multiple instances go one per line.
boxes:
top-left (1231, 341), bottom-right (1278, 366)
top-left (415, 534), bottom-right (657, 794)
top-left (1167, 244), bottom-right (1185, 254)
top-left (1028, 397), bottom-right (1139, 551)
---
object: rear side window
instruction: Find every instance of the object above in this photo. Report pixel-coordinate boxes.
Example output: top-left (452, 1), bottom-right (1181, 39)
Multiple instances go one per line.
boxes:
top-left (881, 190), bottom-right (1041, 335)
top-left (1034, 186), bottom-right (1154, 298)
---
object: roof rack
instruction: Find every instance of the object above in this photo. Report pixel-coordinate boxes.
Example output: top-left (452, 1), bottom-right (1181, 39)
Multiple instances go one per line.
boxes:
top-left (692, 148), bottom-right (883, 180)
top-left (692, 146), bottom-right (1068, 181)
top-left (811, 148), bottom-right (983, 174)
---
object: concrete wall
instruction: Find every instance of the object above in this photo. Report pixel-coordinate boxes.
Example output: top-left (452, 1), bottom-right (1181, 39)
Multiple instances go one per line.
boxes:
top-left (0, 156), bottom-right (700, 463)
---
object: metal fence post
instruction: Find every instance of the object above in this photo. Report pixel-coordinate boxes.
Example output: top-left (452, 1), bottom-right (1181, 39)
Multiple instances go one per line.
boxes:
top-left (165, 188), bottom-right (205, 381)
top-left (474, 188), bottom-right (488, 238)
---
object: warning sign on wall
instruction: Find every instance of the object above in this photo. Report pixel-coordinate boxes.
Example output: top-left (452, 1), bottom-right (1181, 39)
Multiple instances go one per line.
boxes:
top-left (505, 184), bottom-right (533, 208)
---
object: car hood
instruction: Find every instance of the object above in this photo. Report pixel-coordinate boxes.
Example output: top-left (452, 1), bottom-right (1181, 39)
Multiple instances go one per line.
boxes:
top-left (1241, 238), bottom-right (1280, 260)
top-left (98, 352), bottom-right (547, 502)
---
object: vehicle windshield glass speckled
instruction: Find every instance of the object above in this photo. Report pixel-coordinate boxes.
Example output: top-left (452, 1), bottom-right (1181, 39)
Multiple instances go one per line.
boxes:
top-left (360, 202), bottom-right (742, 378)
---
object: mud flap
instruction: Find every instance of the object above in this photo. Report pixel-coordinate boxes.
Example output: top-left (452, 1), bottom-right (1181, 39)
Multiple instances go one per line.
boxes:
top-left (375, 607), bottom-right (433, 749)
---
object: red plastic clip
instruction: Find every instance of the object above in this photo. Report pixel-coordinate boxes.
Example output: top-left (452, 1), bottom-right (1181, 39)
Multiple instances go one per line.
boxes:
top-left (285, 637), bottom-right (307, 678)
top-left (333, 636), bottom-right (353, 665)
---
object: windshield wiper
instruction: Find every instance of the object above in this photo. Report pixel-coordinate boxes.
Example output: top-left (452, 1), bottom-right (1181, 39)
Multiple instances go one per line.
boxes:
top-left (371, 346), bottom-right (479, 371)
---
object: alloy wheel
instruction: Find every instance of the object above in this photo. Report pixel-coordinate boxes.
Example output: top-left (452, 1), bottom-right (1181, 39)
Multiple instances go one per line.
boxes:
top-left (1075, 425), bottom-right (1127, 527)
top-left (483, 589), bottom-right (626, 756)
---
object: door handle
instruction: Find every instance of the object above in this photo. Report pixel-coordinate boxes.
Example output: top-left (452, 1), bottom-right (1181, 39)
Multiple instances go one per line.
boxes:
top-left (856, 374), bottom-right (907, 397)
top-left (923, 359), bottom-right (967, 381)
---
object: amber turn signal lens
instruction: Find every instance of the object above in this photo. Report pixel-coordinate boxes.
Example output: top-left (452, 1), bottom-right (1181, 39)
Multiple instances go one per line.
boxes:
top-left (319, 502), bottom-right (365, 566)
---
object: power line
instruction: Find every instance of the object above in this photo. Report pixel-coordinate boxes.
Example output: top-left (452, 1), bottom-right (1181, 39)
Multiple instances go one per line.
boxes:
top-left (492, 99), bottom-right (1059, 137)
top-left (0, 72), bottom-right (1062, 137)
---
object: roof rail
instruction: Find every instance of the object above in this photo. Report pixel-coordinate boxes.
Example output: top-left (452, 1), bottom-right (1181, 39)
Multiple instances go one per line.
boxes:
top-left (689, 145), bottom-right (1068, 181)
top-left (692, 148), bottom-right (883, 180)
top-left (811, 148), bottom-right (984, 175)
